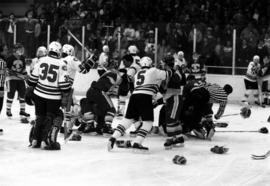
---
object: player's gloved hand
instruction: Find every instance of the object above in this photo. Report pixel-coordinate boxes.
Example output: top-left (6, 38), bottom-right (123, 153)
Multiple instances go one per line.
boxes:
top-left (214, 114), bottom-right (220, 120)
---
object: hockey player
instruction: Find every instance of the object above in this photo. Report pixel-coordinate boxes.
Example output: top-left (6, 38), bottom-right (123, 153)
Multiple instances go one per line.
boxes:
top-left (159, 54), bottom-right (185, 149)
top-left (27, 41), bottom-right (71, 150)
top-left (0, 45), bottom-right (7, 134)
top-left (80, 69), bottom-right (123, 137)
top-left (61, 44), bottom-right (97, 140)
top-left (116, 45), bottom-right (141, 116)
top-left (174, 51), bottom-right (187, 69)
top-left (30, 46), bottom-right (47, 73)
top-left (97, 45), bottom-right (109, 76)
top-left (6, 43), bottom-right (30, 123)
top-left (108, 56), bottom-right (171, 152)
top-left (242, 55), bottom-right (263, 106)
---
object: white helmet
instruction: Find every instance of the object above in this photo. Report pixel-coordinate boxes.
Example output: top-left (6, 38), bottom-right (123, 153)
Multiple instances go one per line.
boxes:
top-left (128, 45), bottom-right (138, 54)
top-left (253, 55), bottom-right (260, 62)
top-left (48, 41), bottom-right (62, 57)
top-left (36, 46), bottom-right (47, 57)
top-left (178, 51), bottom-right (184, 57)
top-left (140, 56), bottom-right (152, 67)
top-left (62, 44), bottom-right (74, 56)
top-left (102, 45), bottom-right (109, 53)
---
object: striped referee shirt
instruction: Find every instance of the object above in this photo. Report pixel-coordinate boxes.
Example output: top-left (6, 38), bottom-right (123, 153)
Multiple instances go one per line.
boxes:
top-left (201, 83), bottom-right (228, 118)
top-left (0, 56), bottom-right (6, 87)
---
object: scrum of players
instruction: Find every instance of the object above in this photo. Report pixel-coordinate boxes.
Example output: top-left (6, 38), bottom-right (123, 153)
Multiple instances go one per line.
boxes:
top-left (21, 41), bottom-right (233, 151)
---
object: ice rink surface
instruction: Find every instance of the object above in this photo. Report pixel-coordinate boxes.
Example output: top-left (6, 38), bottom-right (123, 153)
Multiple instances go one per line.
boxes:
top-left (0, 100), bottom-right (270, 186)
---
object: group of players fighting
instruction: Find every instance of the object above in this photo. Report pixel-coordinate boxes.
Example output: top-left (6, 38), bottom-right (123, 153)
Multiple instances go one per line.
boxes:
top-left (0, 41), bottom-right (233, 151)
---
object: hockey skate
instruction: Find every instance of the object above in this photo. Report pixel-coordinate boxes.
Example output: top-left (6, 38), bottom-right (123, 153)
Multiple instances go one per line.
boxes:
top-left (41, 141), bottom-right (61, 150)
top-left (31, 140), bottom-right (41, 148)
top-left (84, 122), bottom-right (99, 135)
top-left (69, 133), bottom-right (82, 141)
top-left (116, 140), bottom-right (132, 148)
top-left (19, 111), bottom-right (30, 124)
top-left (107, 137), bottom-right (116, 151)
top-left (6, 111), bottom-right (12, 119)
top-left (0, 128), bottom-right (3, 135)
top-left (102, 124), bottom-right (114, 137)
top-left (164, 136), bottom-right (184, 150)
top-left (132, 143), bottom-right (149, 153)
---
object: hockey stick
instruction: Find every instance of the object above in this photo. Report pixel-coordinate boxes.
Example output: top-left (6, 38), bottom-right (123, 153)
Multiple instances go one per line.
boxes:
top-left (63, 89), bottom-right (74, 143)
top-left (251, 150), bottom-right (270, 160)
top-left (216, 127), bottom-right (268, 134)
top-left (221, 113), bottom-right (239, 117)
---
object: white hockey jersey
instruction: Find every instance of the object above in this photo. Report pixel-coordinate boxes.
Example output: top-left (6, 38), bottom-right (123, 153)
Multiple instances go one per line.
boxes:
top-left (133, 67), bottom-right (168, 96)
top-left (30, 57), bottom-right (39, 73)
top-left (62, 55), bottom-right (81, 85)
top-left (28, 56), bottom-right (71, 100)
top-left (245, 61), bottom-right (261, 82)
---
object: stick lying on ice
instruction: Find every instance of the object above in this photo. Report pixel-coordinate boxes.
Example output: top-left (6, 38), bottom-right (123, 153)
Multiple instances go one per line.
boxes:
top-left (216, 127), bottom-right (268, 134)
top-left (251, 150), bottom-right (270, 160)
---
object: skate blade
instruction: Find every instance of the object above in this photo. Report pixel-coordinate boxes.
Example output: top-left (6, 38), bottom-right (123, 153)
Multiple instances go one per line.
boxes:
top-left (164, 146), bottom-right (173, 150)
top-left (173, 143), bottom-right (185, 148)
top-left (107, 142), bottom-right (114, 152)
top-left (132, 148), bottom-right (149, 154)
top-left (102, 133), bottom-right (112, 138)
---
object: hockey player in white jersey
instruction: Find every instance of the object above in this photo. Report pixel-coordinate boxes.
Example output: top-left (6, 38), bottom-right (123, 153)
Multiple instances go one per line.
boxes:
top-left (108, 56), bottom-right (171, 152)
top-left (27, 41), bottom-right (71, 150)
top-left (97, 45), bottom-right (109, 76)
top-left (61, 44), bottom-right (97, 141)
top-left (30, 46), bottom-right (47, 73)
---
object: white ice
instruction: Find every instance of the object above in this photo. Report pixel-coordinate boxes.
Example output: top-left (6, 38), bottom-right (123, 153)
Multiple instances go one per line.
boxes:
top-left (0, 97), bottom-right (270, 186)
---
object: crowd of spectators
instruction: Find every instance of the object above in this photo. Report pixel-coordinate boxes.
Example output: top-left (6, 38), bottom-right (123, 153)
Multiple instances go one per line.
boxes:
top-left (0, 0), bottom-right (270, 74)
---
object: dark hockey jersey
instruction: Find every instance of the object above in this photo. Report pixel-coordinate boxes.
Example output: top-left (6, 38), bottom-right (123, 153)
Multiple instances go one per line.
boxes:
top-left (91, 70), bottom-right (121, 92)
top-left (0, 55), bottom-right (6, 87)
top-left (6, 55), bottom-right (27, 81)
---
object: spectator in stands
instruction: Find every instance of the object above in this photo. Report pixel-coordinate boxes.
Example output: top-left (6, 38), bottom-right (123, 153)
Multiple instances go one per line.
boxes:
top-left (255, 39), bottom-right (269, 64)
top-left (236, 39), bottom-right (254, 67)
top-left (4, 13), bottom-right (16, 49)
top-left (17, 10), bottom-right (38, 58)
top-left (240, 22), bottom-right (259, 48)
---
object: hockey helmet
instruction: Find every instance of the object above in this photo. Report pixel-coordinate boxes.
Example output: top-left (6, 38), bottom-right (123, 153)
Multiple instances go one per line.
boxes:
top-left (253, 55), bottom-right (260, 63)
top-left (102, 45), bottom-right (109, 53)
top-left (36, 46), bottom-right (47, 58)
top-left (48, 41), bottom-right (62, 58)
top-left (177, 51), bottom-right (184, 57)
top-left (140, 56), bottom-right (152, 67)
top-left (128, 45), bottom-right (138, 54)
top-left (62, 44), bottom-right (74, 56)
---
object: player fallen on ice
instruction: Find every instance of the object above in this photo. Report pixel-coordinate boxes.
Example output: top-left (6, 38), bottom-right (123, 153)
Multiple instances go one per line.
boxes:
top-left (6, 43), bottom-right (30, 123)
top-left (181, 79), bottom-right (233, 140)
top-left (78, 68), bottom-right (123, 137)
top-left (107, 56), bottom-right (171, 152)
top-left (27, 41), bottom-right (71, 150)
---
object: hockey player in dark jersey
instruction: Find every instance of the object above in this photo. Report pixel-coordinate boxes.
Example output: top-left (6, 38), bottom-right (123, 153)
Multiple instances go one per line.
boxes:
top-left (6, 43), bottom-right (30, 123)
top-left (108, 57), bottom-right (171, 152)
top-left (159, 54), bottom-right (185, 149)
top-left (79, 69), bottom-right (123, 137)
top-left (27, 41), bottom-right (71, 150)
top-left (181, 79), bottom-right (233, 139)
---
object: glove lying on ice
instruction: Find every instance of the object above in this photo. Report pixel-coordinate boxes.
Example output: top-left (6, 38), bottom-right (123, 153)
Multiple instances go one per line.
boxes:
top-left (210, 145), bottom-right (229, 154)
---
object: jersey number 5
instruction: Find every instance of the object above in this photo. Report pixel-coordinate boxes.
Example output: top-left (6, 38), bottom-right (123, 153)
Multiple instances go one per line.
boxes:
top-left (40, 63), bottom-right (59, 82)
top-left (136, 70), bottom-right (146, 85)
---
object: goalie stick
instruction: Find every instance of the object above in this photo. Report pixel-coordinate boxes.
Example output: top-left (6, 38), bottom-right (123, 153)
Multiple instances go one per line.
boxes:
top-left (251, 150), bottom-right (270, 160)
